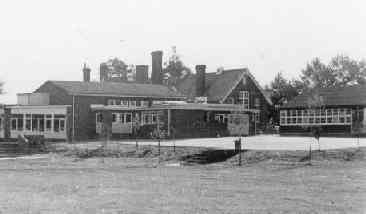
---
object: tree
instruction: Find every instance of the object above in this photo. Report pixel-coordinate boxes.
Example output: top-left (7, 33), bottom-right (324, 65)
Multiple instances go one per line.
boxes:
top-left (0, 81), bottom-right (3, 95)
top-left (269, 72), bottom-right (302, 107)
top-left (267, 72), bottom-right (303, 124)
top-left (100, 58), bottom-right (129, 82)
top-left (163, 46), bottom-right (192, 87)
top-left (300, 55), bottom-right (366, 89)
top-left (329, 55), bottom-right (366, 86)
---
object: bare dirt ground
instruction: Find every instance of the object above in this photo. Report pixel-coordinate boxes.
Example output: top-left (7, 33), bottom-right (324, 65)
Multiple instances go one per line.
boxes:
top-left (0, 143), bottom-right (365, 213)
top-left (80, 134), bottom-right (366, 151)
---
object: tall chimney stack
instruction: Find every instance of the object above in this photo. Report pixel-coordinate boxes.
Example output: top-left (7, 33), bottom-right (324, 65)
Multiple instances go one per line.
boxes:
top-left (151, 50), bottom-right (163, 84)
top-left (135, 65), bottom-right (149, 84)
top-left (195, 65), bottom-right (206, 97)
top-left (82, 63), bottom-right (91, 82)
top-left (100, 63), bottom-right (108, 82)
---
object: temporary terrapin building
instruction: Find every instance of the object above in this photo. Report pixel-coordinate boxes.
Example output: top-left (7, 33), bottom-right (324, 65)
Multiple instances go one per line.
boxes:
top-left (279, 85), bottom-right (366, 136)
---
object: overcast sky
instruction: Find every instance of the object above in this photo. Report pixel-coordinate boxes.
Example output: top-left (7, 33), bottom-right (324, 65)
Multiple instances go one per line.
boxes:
top-left (1, 0), bottom-right (366, 103)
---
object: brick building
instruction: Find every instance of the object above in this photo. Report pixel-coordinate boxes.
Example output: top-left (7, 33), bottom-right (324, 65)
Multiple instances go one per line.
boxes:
top-left (0, 50), bottom-right (272, 141)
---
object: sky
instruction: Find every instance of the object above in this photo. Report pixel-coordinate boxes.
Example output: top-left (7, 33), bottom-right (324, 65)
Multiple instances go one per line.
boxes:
top-left (1, 0), bottom-right (366, 104)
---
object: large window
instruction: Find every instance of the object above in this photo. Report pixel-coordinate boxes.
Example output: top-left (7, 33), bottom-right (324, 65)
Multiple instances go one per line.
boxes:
top-left (10, 113), bottom-right (65, 133)
top-left (141, 112), bottom-right (158, 125)
top-left (96, 113), bottom-right (103, 123)
top-left (107, 99), bottom-right (149, 108)
top-left (107, 99), bottom-right (118, 105)
top-left (215, 114), bottom-right (228, 124)
top-left (11, 114), bottom-right (24, 131)
top-left (280, 108), bottom-right (352, 126)
top-left (46, 114), bottom-right (52, 131)
top-left (107, 113), bottom-right (133, 124)
top-left (239, 91), bottom-right (250, 109)
top-left (53, 115), bottom-right (65, 132)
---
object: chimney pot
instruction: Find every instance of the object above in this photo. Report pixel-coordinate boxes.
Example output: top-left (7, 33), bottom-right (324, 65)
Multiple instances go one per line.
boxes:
top-left (83, 63), bottom-right (91, 82)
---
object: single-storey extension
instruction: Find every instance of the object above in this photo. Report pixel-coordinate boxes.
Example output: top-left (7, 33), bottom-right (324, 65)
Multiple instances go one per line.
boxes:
top-left (279, 85), bottom-right (366, 136)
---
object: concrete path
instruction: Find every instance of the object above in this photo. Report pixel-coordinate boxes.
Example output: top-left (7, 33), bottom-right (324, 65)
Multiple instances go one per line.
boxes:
top-left (111, 135), bottom-right (366, 151)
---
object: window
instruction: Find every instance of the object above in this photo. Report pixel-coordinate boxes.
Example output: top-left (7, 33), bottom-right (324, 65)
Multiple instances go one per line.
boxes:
top-left (142, 101), bottom-right (149, 107)
top-left (11, 118), bottom-right (17, 130)
top-left (239, 91), bottom-right (250, 109)
top-left (54, 114), bottom-right (66, 132)
top-left (130, 101), bottom-right (136, 107)
top-left (119, 113), bottom-right (125, 123)
top-left (136, 101), bottom-right (142, 107)
top-left (10, 114), bottom-right (24, 131)
top-left (0, 117), bottom-right (2, 130)
top-left (112, 113), bottom-right (117, 123)
top-left (25, 114), bottom-right (31, 130)
top-left (215, 114), bottom-right (228, 124)
top-left (255, 113), bottom-right (260, 123)
top-left (107, 99), bottom-right (117, 105)
top-left (121, 100), bottom-right (128, 106)
top-left (96, 113), bottom-right (103, 123)
top-left (126, 114), bottom-right (132, 123)
top-left (279, 108), bottom-right (352, 126)
top-left (46, 114), bottom-right (52, 131)
top-left (141, 112), bottom-right (158, 125)
top-left (280, 117), bottom-right (286, 125)
top-left (143, 114), bottom-right (149, 124)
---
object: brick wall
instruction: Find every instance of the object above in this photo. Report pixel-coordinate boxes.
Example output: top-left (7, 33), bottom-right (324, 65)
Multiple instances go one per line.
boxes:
top-left (224, 75), bottom-right (271, 130)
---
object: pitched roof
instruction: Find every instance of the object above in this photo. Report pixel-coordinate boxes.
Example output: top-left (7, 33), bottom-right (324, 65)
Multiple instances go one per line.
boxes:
top-left (282, 85), bottom-right (366, 108)
top-left (40, 81), bottom-right (185, 99)
top-left (176, 68), bottom-right (272, 105)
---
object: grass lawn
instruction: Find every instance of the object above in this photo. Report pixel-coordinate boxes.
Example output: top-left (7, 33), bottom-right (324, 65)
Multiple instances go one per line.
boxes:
top-left (0, 144), bottom-right (365, 213)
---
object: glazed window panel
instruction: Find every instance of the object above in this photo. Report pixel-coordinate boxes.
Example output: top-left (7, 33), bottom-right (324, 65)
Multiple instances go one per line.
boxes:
top-left (54, 114), bottom-right (66, 132)
top-left (11, 114), bottom-right (24, 131)
top-left (119, 114), bottom-right (125, 123)
top-left (107, 99), bottom-right (118, 105)
top-left (280, 108), bottom-right (352, 126)
top-left (96, 113), bottom-right (103, 123)
top-left (25, 114), bottom-right (31, 130)
top-left (215, 114), bottom-right (228, 123)
top-left (125, 114), bottom-right (132, 123)
top-left (239, 91), bottom-right (250, 109)
top-left (112, 113), bottom-right (117, 123)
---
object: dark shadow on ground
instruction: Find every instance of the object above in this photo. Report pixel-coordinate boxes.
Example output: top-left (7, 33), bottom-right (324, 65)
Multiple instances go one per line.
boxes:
top-left (180, 149), bottom-right (241, 164)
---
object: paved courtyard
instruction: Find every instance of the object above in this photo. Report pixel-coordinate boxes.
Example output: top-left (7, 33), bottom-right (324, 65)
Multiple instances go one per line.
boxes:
top-left (107, 134), bottom-right (366, 151)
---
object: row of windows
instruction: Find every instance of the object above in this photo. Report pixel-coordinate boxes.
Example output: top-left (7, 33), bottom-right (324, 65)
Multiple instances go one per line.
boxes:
top-left (215, 113), bottom-right (259, 124)
top-left (107, 99), bottom-right (149, 107)
top-left (280, 109), bottom-right (352, 117)
top-left (111, 113), bottom-right (132, 124)
top-left (280, 108), bottom-right (352, 126)
top-left (10, 114), bottom-right (66, 132)
top-left (96, 112), bottom-right (159, 126)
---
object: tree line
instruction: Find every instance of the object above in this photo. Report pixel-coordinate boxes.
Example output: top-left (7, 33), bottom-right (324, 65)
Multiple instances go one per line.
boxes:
top-left (267, 55), bottom-right (366, 107)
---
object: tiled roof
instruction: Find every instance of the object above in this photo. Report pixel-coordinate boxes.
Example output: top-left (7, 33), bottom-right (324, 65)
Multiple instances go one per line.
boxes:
top-left (176, 68), bottom-right (272, 105)
top-left (282, 85), bottom-right (366, 108)
top-left (42, 81), bottom-right (185, 99)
